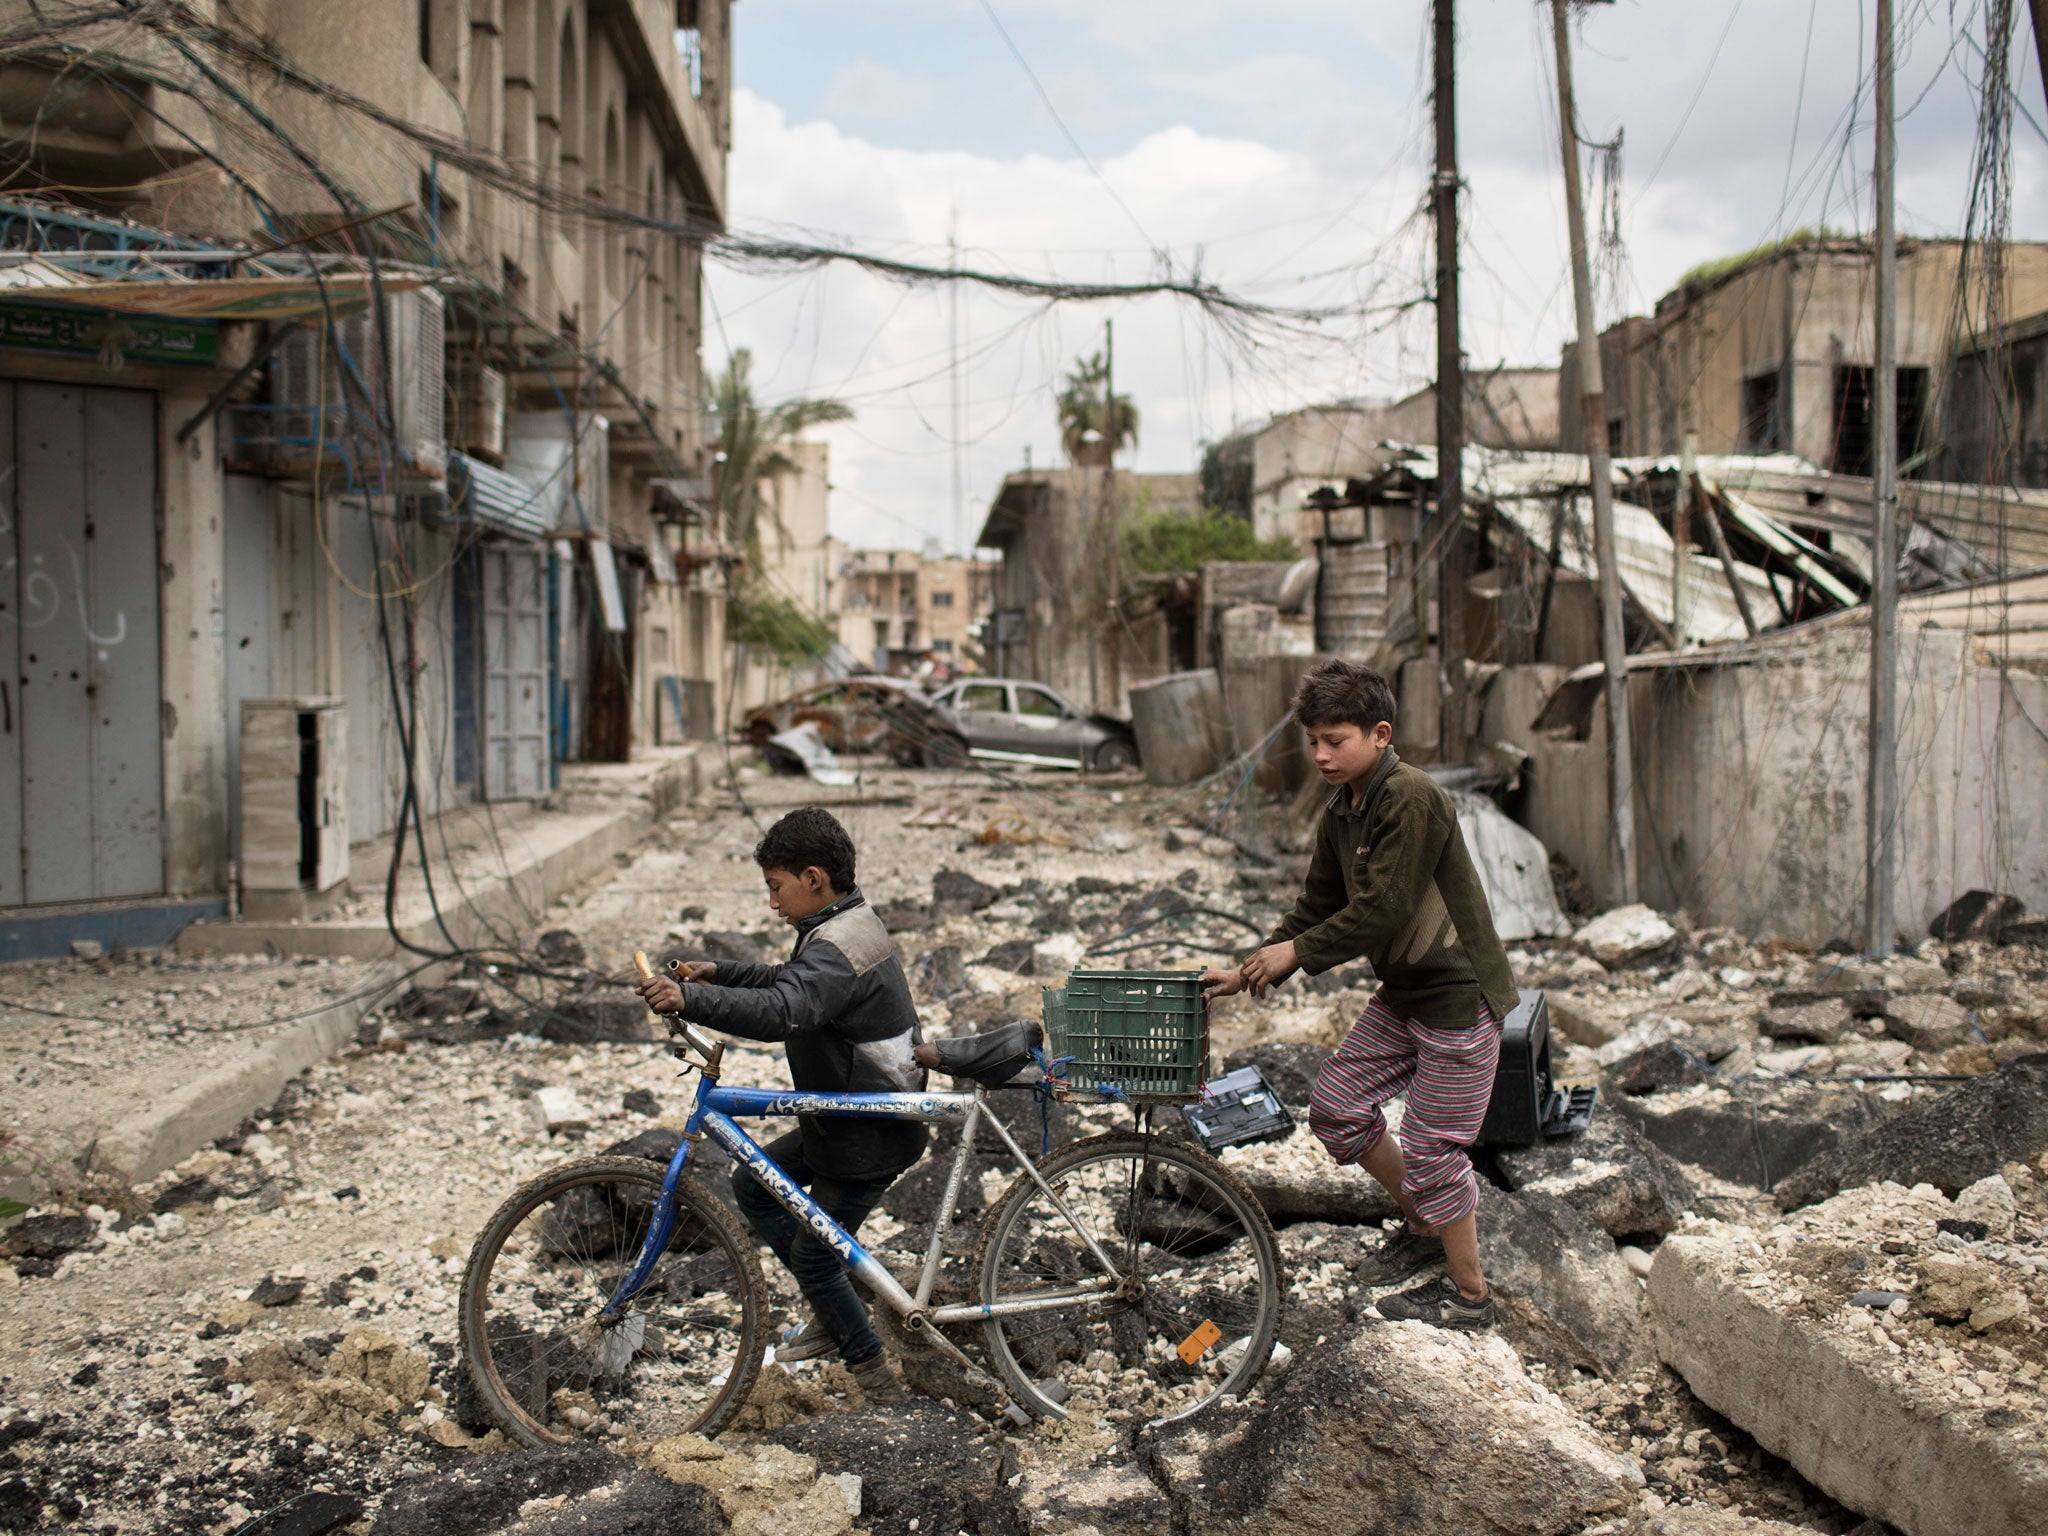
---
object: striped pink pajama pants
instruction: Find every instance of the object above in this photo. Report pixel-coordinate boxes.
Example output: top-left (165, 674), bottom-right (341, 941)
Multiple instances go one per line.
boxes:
top-left (1307, 994), bottom-right (1502, 1229)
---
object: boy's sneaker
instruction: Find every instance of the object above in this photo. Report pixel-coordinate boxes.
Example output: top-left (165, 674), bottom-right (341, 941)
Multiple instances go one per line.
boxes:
top-left (850, 1354), bottom-right (910, 1405)
top-left (1374, 1274), bottom-right (1495, 1331)
top-left (1351, 1221), bottom-right (1445, 1287)
top-left (775, 1320), bottom-right (834, 1363)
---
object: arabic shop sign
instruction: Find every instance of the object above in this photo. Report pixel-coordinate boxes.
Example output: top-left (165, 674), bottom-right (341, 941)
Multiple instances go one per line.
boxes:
top-left (0, 301), bottom-right (218, 367)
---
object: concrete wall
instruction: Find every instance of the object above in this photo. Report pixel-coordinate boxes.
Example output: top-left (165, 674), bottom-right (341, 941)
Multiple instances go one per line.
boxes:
top-left (1494, 628), bottom-right (2048, 946)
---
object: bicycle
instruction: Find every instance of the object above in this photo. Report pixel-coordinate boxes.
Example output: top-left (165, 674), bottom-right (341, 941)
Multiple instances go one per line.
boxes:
top-left (457, 959), bottom-right (1285, 1445)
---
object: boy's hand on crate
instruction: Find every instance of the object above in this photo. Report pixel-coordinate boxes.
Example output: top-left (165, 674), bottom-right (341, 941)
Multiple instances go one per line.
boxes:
top-left (1239, 940), bottom-right (1298, 998)
top-left (1201, 967), bottom-right (1247, 1003)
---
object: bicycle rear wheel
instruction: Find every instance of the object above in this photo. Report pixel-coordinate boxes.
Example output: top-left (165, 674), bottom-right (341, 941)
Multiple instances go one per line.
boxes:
top-left (459, 1156), bottom-right (767, 1446)
top-left (973, 1132), bottom-right (1283, 1427)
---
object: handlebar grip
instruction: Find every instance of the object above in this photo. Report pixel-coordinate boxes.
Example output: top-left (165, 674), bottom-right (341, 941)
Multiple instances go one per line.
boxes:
top-left (632, 950), bottom-right (655, 982)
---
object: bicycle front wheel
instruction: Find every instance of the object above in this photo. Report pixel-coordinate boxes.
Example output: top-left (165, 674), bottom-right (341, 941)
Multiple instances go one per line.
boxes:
top-left (974, 1132), bottom-right (1283, 1427)
top-left (458, 1156), bottom-right (767, 1447)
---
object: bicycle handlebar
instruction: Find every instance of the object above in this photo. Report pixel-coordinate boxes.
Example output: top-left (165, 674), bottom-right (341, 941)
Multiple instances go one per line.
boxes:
top-left (633, 949), bottom-right (724, 1070)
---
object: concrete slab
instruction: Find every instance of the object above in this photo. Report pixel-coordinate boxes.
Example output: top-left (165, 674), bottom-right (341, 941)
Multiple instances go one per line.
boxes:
top-left (1648, 1184), bottom-right (2048, 1536)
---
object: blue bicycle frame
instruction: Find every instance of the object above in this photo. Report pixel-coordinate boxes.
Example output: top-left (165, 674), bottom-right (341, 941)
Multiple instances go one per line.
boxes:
top-left (599, 1053), bottom-right (1127, 1333)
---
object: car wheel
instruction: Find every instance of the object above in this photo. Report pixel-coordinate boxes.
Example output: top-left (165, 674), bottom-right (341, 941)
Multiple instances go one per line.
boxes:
top-left (1089, 739), bottom-right (1137, 773)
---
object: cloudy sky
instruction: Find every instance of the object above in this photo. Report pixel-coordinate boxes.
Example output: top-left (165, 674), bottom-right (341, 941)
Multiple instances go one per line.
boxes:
top-left (705, 0), bottom-right (2048, 554)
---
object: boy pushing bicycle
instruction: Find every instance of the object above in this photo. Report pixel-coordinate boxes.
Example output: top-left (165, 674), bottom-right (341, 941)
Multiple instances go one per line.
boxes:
top-left (635, 806), bottom-right (923, 1403)
top-left (1204, 659), bottom-right (1516, 1331)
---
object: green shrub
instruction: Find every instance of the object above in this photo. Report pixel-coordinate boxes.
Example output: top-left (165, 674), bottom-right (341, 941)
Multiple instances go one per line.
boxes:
top-left (1121, 506), bottom-right (1299, 576)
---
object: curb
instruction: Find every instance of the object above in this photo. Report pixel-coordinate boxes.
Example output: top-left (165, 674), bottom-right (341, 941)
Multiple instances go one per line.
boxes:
top-left (86, 957), bottom-right (449, 1189)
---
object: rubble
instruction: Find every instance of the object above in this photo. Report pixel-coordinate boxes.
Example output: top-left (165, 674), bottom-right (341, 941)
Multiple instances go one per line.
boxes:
top-left (1612, 1083), bottom-right (1902, 1191)
top-left (1773, 1055), bottom-right (2048, 1209)
top-left (1494, 1113), bottom-right (1697, 1239)
top-left (1146, 1323), bottom-right (1642, 1535)
top-left (1474, 1184), bottom-right (1647, 1377)
top-left (1648, 1182), bottom-right (2048, 1536)
top-left (1881, 992), bottom-right (1977, 1053)
top-left (371, 1444), bottom-right (724, 1536)
top-left (1214, 1118), bottom-right (1400, 1226)
top-left (769, 1404), bottom-right (1014, 1536)
top-left (1575, 905), bottom-right (1681, 967)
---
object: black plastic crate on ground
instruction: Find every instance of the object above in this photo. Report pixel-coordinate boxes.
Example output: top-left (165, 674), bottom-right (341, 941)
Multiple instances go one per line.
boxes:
top-left (1180, 1065), bottom-right (1295, 1152)
top-left (1475, 989), bottom-right (1597, 1146)
top-left (1043, 969), bottom-right (1209, 1102)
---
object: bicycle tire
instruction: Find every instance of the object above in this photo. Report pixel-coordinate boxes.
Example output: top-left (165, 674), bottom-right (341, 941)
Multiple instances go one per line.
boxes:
top-left (458, 1156), bottom-right (768, 1447)
top-left (972, 1132), bottom-right (1283, 1427)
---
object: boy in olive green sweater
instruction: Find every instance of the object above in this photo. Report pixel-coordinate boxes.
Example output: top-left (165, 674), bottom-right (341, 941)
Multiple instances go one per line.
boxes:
top-left (1203, 659), bottom-right (1516, 1329)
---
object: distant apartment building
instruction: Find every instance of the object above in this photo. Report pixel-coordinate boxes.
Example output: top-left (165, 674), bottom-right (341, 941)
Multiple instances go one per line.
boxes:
top-left (835, 547), bottom-right (994, 674)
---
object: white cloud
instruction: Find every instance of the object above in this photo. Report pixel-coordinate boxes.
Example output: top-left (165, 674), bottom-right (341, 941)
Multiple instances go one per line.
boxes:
top-left (714, 0), bottom-right (2048, 556)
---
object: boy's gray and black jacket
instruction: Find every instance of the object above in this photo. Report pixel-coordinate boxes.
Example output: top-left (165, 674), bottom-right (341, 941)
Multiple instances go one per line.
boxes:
top-left (672, 888), bottom-right (928, 1179)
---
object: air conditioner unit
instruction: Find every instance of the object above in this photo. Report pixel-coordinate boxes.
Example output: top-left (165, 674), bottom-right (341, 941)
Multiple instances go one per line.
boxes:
top-left (449, 363), bottom-right (507, 463)
top-left (268, 287), bottom-right (447, 483)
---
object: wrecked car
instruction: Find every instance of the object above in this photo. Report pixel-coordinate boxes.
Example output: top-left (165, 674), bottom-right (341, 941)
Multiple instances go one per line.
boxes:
top-left (913, 678), bottom-right (1140, 772)
top-left (741, 676), bottom-right (922, 755)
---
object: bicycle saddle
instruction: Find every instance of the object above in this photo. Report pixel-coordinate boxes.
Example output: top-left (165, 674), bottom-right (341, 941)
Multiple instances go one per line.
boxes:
top-left (930, 1019), bottom-right (1044, 1087)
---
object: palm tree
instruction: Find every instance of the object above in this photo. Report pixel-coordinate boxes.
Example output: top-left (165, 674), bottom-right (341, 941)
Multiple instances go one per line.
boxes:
top-left (1055, 350), bottom-right (1138, 467)
top-left (712, 348), bottom-right (853, 557)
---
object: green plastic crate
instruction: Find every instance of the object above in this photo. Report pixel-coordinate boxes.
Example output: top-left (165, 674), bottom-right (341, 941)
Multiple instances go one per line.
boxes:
top-left (1042, 969), bottom-right (1209, 1102)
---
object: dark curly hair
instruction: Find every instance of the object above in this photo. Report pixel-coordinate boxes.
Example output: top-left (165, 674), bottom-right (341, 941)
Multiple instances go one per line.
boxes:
top-left (753, 806), bottom-right (857, 894)
top-left (1292, 658), bottom-right (1397, 734)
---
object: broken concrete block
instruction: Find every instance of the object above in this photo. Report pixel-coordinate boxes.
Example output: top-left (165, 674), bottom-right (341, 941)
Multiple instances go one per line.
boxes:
top-left (69, 939), bottom-right (103, 960)
top-left (1474, 1184), bottom-right (1646, 1378)
top-left (1214, 1122), bottom-right (1398, 1227)
top-left (1593, 1014), bottom-right (1690, 1069)
top-left (771, 1405), bottom-right (1010, 1536)
top-left (1014, 1461), bottom-right (1168, 1534)
top-left (1885, 955), bottom-right (1951, 993)
top-left (1930, 889), bottom-right (2027, 944)
top-left (977, 938), bottom-right (1036, 973)
top-left (1548, 989), bottom-right (1633, 1047)
top-left (930, 867), bottom-right (999, 915)
top-left (1915, 1252), bottom-right (2031, 1331)
top-left (529, 1086), bottom-right (590, 1133)
top-left (1614, 1083), bottom-right (1900, 1191)
top-left (1572, 903), bottom-right (1678, 966)
top-left (1145, 1324), bottom-right (1639, 1536)
top-left (1883, 992), bottom-right (1977, 1053)
top-left (541, 988), bottom-right (661, 1045)
top-left (1495, 1113), bottom-right (1696, 1238)
top-left (1762, 997), bottom-right (1855, 1043)
top-left (1952, 1172), bottom-right (2017, 1238)
top-left (534, 928), bottom-right (586, 966)
top-left (1774, 1054), bottom-right (2048, 1210)
top-left (1607, 1040), bottom-right (1712, 1096)
top-left (1649, 1188), bottom-right (2048, 1536)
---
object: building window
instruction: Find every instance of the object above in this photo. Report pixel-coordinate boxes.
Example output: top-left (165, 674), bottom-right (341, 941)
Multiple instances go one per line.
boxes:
top-left (1830, 365), bottom-right (1930, 477)
top-left (931, 639), bottom-right (953, 654)
top-left (930, 590), bottom-right (955, 607)
top-left (1741, 372), bottom-right (1784, 453)
top-left (675, 27), bottom-right (705, 99)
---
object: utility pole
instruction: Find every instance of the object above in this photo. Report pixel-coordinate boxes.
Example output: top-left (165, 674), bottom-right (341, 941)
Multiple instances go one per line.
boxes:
top-left (1103, 316), bottom-right (1119, 711)
top-left (1550, 0), bottom-right (1637, 903)
top-left (2030, 0), bottom-right (2048, 117)
top-left (1867, 0), bottom-right (1899, 954)
top-left (949, 207), bottom-right (965, 556)
top-left (1434, 0), bottom-right (1469, 763)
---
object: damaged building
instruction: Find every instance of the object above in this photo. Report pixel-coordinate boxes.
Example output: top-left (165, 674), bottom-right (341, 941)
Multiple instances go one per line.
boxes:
top-left (0, 0), bottom-right (733, 957)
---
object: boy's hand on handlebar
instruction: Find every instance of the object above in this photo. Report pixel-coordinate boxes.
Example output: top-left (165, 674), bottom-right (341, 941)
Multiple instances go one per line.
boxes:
top-left (635, 975), bottom-right (687, 1014)
top-left (1201, 967), bottom-right (1246, 1002)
